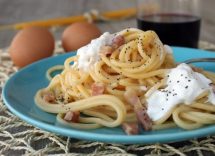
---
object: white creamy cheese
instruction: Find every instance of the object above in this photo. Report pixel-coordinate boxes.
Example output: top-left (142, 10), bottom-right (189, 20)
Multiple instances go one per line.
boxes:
top-left (147, 63), bottom-right (215, 121)
top-left (76, 32), bottom-right (115, 71)
top-left (164, 45), bottom-right (173, 54)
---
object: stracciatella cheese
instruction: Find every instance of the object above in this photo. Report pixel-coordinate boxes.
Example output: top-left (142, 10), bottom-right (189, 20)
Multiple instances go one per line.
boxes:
top-left (164, 45), bottom-right (173, 54)
top-left (147, 63), bottom-right (215, 121)
top-left (77, 32), bottom-right (114, 72)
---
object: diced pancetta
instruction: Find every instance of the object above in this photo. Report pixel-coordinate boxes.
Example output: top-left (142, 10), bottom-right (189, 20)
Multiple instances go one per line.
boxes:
top-left (135, 108), bottom-right (152, 131)
top-left (91, 83), bottom-right (105, 96)
top-left (124, 89), bottom-right (139, 106)
top-left (112, 35), bottom-right (125, 48)
top-left (43, 92), bottom-right (55, 103)
top-left (122, 122), bottom-right (139, 135)
top-left (64, 111), bottom-right (80, 122)
top-left (124, 89), bottom-right (153, 131)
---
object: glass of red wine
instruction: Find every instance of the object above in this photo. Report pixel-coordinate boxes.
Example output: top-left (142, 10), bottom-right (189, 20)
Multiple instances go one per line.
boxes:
top-left (137, 0), bottom-right (201, 48)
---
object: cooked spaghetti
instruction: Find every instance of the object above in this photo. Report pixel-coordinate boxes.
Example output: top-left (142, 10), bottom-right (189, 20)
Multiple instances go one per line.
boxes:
top-left (35, 28), bottom-right (215, 134)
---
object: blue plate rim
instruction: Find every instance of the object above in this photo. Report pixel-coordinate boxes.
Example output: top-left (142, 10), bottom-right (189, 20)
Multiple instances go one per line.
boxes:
top-left (2, 46), bottom-right (215, 144)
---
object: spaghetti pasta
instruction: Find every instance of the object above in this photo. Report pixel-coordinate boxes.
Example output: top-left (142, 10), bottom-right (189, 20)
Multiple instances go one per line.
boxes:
top-left (35, 28), bottom-right (215, 134)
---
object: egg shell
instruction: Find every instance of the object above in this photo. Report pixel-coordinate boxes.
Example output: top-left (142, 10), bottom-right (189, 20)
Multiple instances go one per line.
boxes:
top-left (9, 27), bottom-right (55, 67)
top-left (62, 22), bottom-right (101, 52)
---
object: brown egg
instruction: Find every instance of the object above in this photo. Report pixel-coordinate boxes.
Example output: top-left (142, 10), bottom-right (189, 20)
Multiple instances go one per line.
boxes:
top-left (9, 27), bottom-right (55, 67)
top-left (62, 22), bottom-right (101, 52)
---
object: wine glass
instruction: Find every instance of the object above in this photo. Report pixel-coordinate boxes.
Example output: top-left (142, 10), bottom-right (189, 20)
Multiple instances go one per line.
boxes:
top-left (136, 0), bottom-right (201, 48)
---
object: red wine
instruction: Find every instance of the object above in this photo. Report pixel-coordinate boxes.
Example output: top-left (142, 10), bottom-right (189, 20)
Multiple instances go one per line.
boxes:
top-left (137, 14), bottom-right (201, 48)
